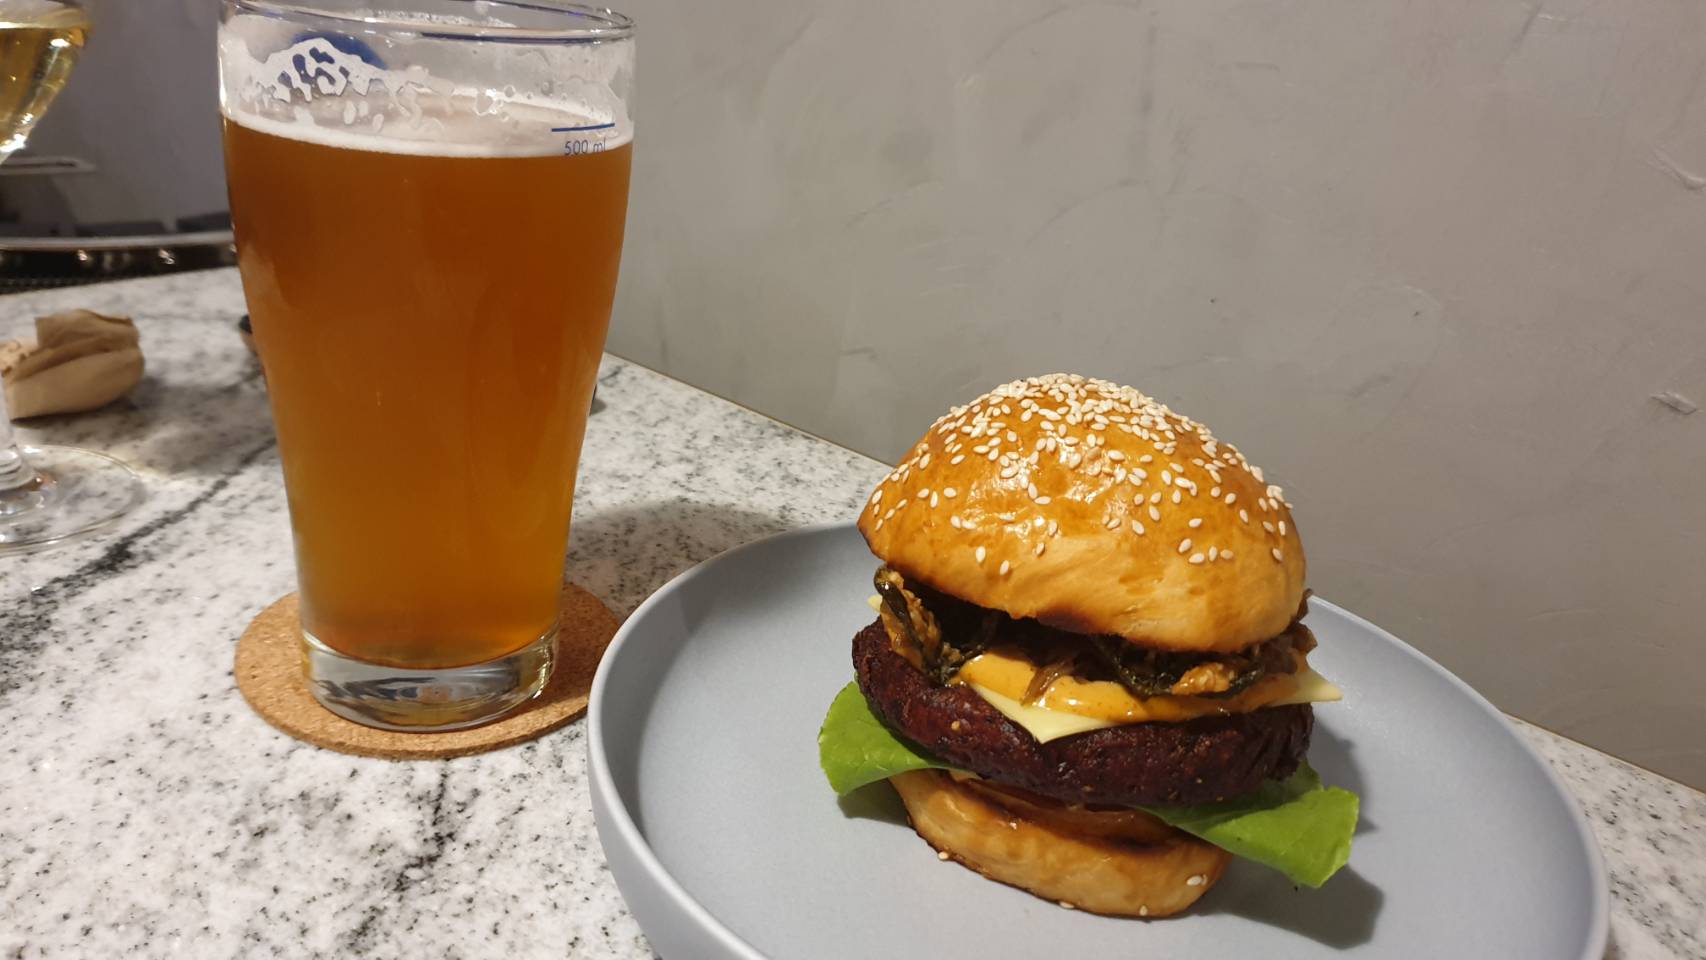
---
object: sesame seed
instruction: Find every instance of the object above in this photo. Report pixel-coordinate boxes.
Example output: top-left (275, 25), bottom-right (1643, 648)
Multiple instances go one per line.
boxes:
top-left (930, 493), bottom-right (940, 508)
top-left (950, 515), bottom-right (963, 529)
top-left (1134, 468), bottom-right (1148, 481)
top-left (874, 518), bottom-right (884, 531)
top-left (919, 453), bottom-right (931, 469)
top-left (1271, 547), bottom-right (1284, 561)
top-left (939, 850), bottom-right (952, 861)
top-left (1139, 906), bottom-right (1150, 917)
top-left (1035, 542), bottom-right (1046, 556)
top-left (1132, 521), bottom-right (1145, 535)
top-left (950, 454), bottom-right (966, 465)
top-left (871, 489), bottom-right (884, 504)
top-left (1178, 538), bottom-right (1193, 554)
top-left (1027, 482), bottom-right (1038, 499)
top-left (1035, 496), bottom-right (1052, 505)
top-left (1225, 493), bottom-right (1237, 505)
top-left (895, 499), bottom-right (908, 511)
top-left (1106, 450), bottom-right (1126, 462)
top-left (1149, 505), bottom-right (1162, 522)
top-left (1188, 518), bottom-right (1203, 528)
top-left (1171, 490), bottom-right (1182, 504)
top-left (1000, 466), bottom-right (1019, 479)
top-left (1174, 475), bottom-right (1192, 489)
top-left (1279, 520), bottom-right (1288, 536)
top-left (951, 720), bottom-right (963, 731)
top-left (1210, 486), bottom-right (1221, 498)
top-left (944, 487), bottom-right (957, 498)
top-left (1186, 874), bottom-right (1206, 887)
top-left (1139, 454), bottom-right (1154, 464)
top-left (1208, 546), bottom-right (1219, 561)
top-left (1105, 517), bottom-right (1121, 530)
top-left (975, 546), bottom-right (987, 564)
top-left (1189, 553), bottom-right (1205, 564)
top-left (999, 559), bottom-right (1011, 576)
top-left (1221, 549), bottom-right (1233, 559)
top-left (1161, 470), bottom-right (1172, 485)
top-left (1239, 509), bottom-right (1249, 524)
top-left (1058, 901), bottom-right (1076, 911)
top-left (918, 488), bottom-right (931, 498)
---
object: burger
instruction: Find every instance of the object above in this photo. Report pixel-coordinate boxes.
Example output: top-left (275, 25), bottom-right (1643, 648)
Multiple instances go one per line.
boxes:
top-left (818, 374), bottom-right (1359, 917)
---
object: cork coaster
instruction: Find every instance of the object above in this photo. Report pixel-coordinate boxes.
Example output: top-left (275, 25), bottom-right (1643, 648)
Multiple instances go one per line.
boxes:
top-left (234, 584), bottom-right (618, 760)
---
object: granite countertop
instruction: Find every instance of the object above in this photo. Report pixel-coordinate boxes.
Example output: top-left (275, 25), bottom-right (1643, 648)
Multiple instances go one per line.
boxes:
top-left (1, 271), bottom-right (1701, 959)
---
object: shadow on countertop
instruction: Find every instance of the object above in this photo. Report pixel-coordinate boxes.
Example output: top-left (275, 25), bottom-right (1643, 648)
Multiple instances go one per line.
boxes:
top-left (566, 498), bottom-right (799, 619)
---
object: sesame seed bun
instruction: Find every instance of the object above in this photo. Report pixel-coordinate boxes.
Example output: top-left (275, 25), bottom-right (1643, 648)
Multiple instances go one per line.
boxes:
top-left (889, 769), bottom-right (1231, 918)
top-left (857, 374), bottom-right (1305, 654)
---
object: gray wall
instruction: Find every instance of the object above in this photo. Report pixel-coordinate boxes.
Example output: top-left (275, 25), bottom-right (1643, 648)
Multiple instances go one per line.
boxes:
top-left (15, 0), bottom-right (227, 228)
top-left (606, 0), bottom-right (1706, 787)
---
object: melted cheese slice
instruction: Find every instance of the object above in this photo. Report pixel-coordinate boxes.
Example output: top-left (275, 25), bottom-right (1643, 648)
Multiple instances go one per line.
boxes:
top-left (968, 684), bottom-right (1122, 743)
top-left (957, 648), bottom-right (1343, 743)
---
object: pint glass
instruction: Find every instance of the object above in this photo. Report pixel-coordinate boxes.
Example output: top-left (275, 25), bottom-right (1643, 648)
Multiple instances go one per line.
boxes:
top-left (218, 1), bottom-right (633, 729)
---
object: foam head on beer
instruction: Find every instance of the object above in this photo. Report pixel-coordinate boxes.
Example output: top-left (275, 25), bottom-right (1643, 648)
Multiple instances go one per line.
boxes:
top-left (219, 7), bottom-right (633, 672)
top-left (219, 13), bottom-right (633, 158)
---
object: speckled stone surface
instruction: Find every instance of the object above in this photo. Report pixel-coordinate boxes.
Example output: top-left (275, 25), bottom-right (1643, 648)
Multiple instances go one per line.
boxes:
top-left (1, 271), bottom-right (1700, 959)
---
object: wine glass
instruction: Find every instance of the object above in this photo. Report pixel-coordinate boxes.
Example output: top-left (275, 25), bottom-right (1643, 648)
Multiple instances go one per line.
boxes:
top-left (0, 0), bottom-right (143, 551)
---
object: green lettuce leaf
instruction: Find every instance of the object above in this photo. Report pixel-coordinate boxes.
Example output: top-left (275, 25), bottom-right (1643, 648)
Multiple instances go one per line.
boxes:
top-left (818, 680), bottom-right (945, 793)
top-left (1142, 764), bottom-right (1359, 888)
top-left (818, 681), bottom-right (1359, 888)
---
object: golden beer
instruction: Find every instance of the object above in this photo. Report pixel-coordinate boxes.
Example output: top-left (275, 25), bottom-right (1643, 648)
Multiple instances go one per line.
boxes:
top-left (225, 121), bottom-right (631, 668)
top-left (219, 0), bottom-right (635, 728)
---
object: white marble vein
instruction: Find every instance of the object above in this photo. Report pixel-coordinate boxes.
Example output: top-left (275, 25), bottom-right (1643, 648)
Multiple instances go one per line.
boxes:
top-left (0, 271), bottom-right (1700, 959)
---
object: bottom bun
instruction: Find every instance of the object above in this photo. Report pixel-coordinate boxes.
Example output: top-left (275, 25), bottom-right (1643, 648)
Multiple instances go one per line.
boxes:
top-left (890, 769), bottom-right (1231, 918)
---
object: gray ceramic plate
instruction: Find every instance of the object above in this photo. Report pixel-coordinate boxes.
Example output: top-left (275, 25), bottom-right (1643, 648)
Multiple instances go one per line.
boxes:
top-left (588, 523), bottom-right (1608, 960)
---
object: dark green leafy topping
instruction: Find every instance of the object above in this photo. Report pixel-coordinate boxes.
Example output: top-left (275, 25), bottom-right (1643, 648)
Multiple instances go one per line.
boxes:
top-left (875, 567), bottom-right (997, 685)
top-left (875, 566), bottom-right (1311, 700)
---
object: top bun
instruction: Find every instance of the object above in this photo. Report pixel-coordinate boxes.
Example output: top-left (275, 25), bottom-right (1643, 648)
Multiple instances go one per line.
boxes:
top-left (857, 375), bottom-right (1305, 654)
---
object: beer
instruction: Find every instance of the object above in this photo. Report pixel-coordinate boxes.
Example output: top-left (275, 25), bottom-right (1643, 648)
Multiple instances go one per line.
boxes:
top-left (0, 0), bottom-right (90, 156)
top-left (224, 117), bottom-right (631, 669)
top-left (220, 1), bottom-right (634, 729)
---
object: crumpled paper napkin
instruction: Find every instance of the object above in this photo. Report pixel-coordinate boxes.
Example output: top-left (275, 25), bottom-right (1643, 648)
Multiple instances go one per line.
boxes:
top-left (1, 309), bottom-right (145, 419)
